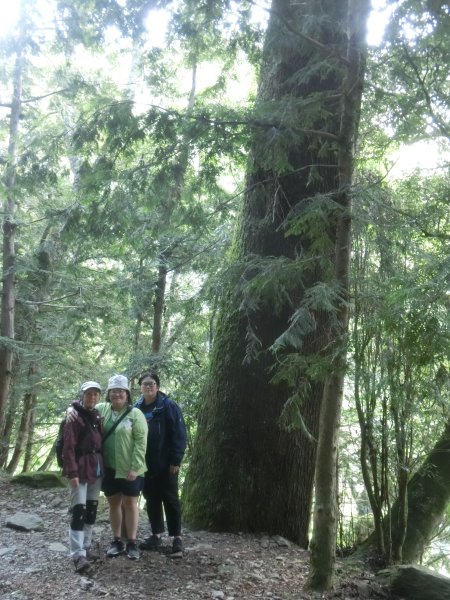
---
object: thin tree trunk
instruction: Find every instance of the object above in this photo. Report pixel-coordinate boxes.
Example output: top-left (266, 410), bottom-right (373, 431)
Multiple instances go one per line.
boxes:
top-left (38, 442), bottom-right (58, 471)
top-left (358, 419), bottom-right (450, 564)
top-left (152, 262), bottom-right (168, 354)
top-left (308, 0), bottom-right (370, 589)
top-left (22, 399), bottom-right (36, 472)
top-left (0, 30), bottom-right (23, 434)
top-left (149, 63), bottom-right (197, 361)
top-left (6, 363), bottom-right (38, 474)
top-left (6, 392), bottom-right (35, 474)
top-left (0, 398), bottom-right (17, 468)
top-left (161, 270), bottom-right (177, 344)
top-left (399, 419), bottom-right (450, 563)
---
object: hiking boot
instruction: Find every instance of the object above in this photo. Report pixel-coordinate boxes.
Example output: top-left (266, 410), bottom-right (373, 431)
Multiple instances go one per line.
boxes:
top-left (85, 548), bottom-right (100, 561)
top-left (170, 537), bottom-right (183, 558)
top-left (139, 534), bottom-right (162, 551)
top-left (74, 555), bottom-right (92, 573)
top-left (106, 539), bottom-right (126, 557)
top-left (126, 541), bottom-right (140, 561)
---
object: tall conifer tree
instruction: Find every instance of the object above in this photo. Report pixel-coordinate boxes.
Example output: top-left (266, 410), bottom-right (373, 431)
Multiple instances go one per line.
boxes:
top-left (184, 0), bottom-right (370, 547)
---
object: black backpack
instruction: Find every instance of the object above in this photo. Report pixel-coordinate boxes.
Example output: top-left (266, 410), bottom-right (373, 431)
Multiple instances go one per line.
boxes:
top-left (55, 412), bottom-right (91, 469)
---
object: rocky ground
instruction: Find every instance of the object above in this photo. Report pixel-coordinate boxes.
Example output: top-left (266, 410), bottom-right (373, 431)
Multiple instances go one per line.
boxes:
top-left (0, 473), bottom-right (396, 600)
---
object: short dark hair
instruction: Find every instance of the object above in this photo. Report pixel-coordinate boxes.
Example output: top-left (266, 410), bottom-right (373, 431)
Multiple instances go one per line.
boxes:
top-left (138, 372), bottom-right (160, 387)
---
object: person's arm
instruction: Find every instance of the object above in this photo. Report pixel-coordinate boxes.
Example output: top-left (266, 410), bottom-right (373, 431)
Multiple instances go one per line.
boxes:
top-left (62, 418), bottom-right (81, 485)
top-left (128, 409), bottom-right (148, 478)
top-left (167, 401), bottom-right (187, 472)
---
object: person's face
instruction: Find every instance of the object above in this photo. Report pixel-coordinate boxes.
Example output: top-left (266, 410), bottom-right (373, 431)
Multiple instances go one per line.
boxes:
top-left (109, 388), bottom-right (127, 410)
top-left (140, 377), bottom-right (159, 402)
top-left (83, 388), bottom-right (100, 409)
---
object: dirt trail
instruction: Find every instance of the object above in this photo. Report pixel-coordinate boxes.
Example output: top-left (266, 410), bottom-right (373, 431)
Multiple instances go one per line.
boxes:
top-left (0, 474), bottom-right (392, 599)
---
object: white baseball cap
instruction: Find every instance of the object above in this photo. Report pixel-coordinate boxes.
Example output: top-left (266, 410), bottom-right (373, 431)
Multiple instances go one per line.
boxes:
top-left (80, 380), bottom-right (101, 393)
top-left (106, 374), bottom-right (130, 392)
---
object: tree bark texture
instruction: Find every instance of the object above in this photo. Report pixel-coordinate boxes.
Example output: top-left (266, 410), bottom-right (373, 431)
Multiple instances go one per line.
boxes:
top-left (308, 0), bottom-right (370, 589)
top-left (0, 394), bottom-right (17, 468)
top-left (6, 392), bottom-right (35, 474)
top-left (152, 262), bottom-right (168, 354)
top-left (183, 0), bottom-right (354, 545)
top-left (0, 40), bottom-right (22, 436)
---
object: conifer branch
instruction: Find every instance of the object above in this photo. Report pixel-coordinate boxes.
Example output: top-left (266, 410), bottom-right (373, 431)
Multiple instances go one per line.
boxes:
top-left (266, 5), bottom-right (351, 67)
top-left (18, 289), bottom-right (81, 306)
top-left (0, 89), bottom-right (70, 108)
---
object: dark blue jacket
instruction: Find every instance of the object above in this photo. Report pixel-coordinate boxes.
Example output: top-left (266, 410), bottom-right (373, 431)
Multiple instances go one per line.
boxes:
top-left (134, 391), bottom-right (187, 476)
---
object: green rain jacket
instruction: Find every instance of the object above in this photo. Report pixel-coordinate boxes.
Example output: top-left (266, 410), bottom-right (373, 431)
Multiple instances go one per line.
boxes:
top-left (97, 402), bottom-right (148, 478)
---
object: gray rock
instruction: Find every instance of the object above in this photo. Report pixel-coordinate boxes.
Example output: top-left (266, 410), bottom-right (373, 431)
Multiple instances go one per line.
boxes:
top-left (48, 496), bottom-right (65, 508)
top-left (354, 580), bottom-right (373, 598)
top-left (249, 572), bottom-right (268, 584)
top-left (218, 564), bottom-right (239, 577)
top-left (272, 535), bottom-right (290, 547)
top-left (48, 542), bottom-right (67, 552)
top-left (79, 577), bottom-right (94, 590)
top-left (186, 542), bottom-right (214, 551)
top-left (5, 512), bottom-right (44, 531)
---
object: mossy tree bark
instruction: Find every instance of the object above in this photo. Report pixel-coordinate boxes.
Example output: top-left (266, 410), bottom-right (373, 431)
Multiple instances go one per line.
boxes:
top-left (183, 0), bottom-right (356, 545)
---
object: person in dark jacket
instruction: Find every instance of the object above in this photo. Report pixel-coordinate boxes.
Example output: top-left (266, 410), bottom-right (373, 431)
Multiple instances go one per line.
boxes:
top-left (135, 372), bottom-right (187, 557)
top-left (63, 381), bottom-right (103, 574)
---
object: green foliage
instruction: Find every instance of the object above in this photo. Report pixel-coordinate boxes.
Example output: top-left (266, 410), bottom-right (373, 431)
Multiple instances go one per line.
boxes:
top-left (341, 161), bottom-right (450, 557)
top-left (364, 1), bottom-right (450, 143)
top-left (55, 0), bottom-right (152, 47)
top-left (279, 391), bottom-right (317, 442)
top-left (271, 308), bottom-right (316, 352)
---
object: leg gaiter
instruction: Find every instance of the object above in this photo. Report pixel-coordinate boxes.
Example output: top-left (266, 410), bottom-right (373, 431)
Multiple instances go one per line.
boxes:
top-left (70, 503), bottom-right (85, 531)
top-left (85, 499), bottom-right (98, 525)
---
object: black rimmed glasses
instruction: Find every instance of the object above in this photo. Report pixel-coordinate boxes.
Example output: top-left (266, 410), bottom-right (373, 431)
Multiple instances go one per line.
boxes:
top-left (141, 381), bottom-right (157, 388)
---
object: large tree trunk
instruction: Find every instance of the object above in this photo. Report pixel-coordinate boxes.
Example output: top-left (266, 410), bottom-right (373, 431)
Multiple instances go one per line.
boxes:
top-left (183, 0), bottom-right (351, 545)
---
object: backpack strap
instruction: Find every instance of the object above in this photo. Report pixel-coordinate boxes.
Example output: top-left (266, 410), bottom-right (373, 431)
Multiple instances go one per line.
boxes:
top-left (102, 406), bottom-right (132, 444)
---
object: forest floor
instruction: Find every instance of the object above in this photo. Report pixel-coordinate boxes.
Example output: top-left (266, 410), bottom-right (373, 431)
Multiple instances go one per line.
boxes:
top-left (0, 473), bottom-right (397, 600)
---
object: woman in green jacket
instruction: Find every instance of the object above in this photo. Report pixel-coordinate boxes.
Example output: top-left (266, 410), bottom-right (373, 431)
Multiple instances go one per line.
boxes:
top-left (97, 374), bottom-right (147, 561)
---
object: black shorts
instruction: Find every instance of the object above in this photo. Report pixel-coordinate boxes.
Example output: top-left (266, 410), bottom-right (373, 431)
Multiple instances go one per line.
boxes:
top-left (101, 468), bottom-right (144, 497)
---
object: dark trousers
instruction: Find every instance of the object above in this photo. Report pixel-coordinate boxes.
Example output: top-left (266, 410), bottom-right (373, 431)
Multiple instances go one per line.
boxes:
top-left (143, 471), bottom-right (181, 537)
